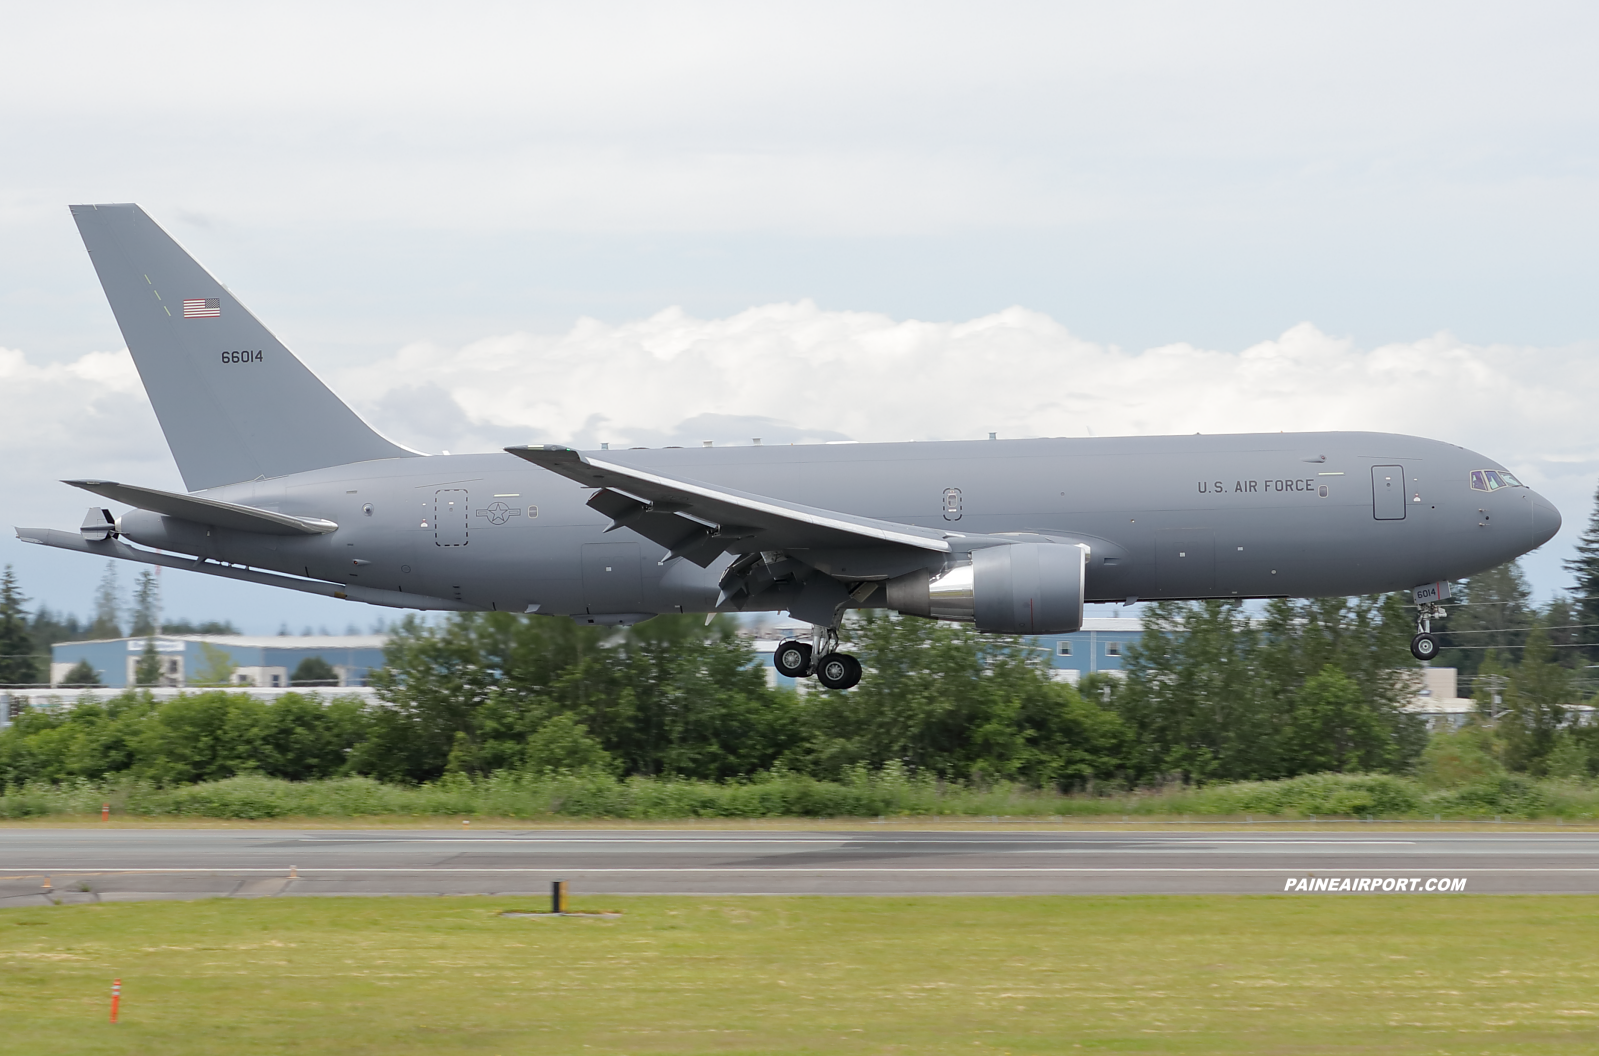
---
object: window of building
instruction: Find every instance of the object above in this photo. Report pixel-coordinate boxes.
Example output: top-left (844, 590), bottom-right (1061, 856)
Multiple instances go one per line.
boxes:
top-left (1056, 641), bottom-right (1073, 657)
top-left (1105, 642), bottom-right (1122, 656)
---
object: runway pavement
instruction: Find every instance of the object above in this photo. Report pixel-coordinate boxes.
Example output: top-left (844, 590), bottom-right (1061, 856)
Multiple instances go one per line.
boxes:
top-left (4, 829), bottom-right (1598, 905)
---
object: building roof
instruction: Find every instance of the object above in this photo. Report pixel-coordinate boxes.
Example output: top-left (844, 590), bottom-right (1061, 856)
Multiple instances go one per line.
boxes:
top-left (54, 634), bottom-right (389, 650)
top-left (1075, 618), bottom-right (1143, 633)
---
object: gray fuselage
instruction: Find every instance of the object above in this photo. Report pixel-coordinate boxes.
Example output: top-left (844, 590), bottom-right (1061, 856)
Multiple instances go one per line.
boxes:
top-left (115, 430), bottom-right (1561, 620)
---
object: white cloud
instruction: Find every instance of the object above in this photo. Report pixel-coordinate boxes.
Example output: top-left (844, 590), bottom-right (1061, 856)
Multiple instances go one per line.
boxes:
top-left (338, 305), bottom-right (1599, 500)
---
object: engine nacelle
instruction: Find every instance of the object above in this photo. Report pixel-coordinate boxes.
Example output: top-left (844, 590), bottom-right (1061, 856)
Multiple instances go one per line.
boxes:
top-left (886, 542), bottom-right (1086, 635)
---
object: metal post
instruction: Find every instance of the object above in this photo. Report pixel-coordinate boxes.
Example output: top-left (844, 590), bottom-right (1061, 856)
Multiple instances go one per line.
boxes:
top-left (552, 879), bottom-right (567, 914)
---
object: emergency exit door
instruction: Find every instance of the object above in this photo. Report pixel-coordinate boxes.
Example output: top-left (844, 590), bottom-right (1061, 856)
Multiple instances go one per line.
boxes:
top-left (1371, 466), bottom-right (1405, 520)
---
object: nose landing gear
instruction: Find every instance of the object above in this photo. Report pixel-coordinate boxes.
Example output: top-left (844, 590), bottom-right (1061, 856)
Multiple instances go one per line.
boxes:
top-left (772, 626), bottom-right (863, 689)
top-left (1411, 601), bottom-right (1445, 662)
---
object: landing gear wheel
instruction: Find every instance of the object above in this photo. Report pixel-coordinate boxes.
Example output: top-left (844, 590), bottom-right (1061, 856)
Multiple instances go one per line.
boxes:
top-left (773, 640), bottom-right (812, 678)
top-left (815, 652), bottom-right (862, 690)
top-left (1410, 633), bottom-right (1440, 662)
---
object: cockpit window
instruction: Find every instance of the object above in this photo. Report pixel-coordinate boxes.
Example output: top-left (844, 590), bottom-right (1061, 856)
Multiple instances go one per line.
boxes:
top-left (1470, 469), bottom-right (1524, 492)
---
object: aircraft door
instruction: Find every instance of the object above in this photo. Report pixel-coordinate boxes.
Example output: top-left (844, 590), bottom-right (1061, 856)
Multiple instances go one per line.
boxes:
top-left (434, 489), bottom-right (469, 545)
top-left (581, 542), bottom-right (643, 613)
top-left (1371, 466), bottom-right (1405, 520)
top-left (1154, 528), bottom-right (1216, 598)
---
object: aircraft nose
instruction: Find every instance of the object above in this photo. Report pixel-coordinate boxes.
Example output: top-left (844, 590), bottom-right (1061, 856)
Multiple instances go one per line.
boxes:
top-left (1531, 493), bottom-right (1562, 549)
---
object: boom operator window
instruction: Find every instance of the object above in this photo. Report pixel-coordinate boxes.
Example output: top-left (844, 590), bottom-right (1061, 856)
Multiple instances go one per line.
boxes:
top-left (1470, 469), bottom-right (1524, 492)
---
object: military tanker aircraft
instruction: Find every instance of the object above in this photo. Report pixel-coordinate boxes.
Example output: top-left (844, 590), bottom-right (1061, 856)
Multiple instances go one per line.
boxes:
top-left (15, 205), bottom-right (1561, 688)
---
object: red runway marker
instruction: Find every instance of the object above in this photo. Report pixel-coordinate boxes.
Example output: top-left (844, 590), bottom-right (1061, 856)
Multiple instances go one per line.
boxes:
top-left (110, 979), bottom-right (121, 1024)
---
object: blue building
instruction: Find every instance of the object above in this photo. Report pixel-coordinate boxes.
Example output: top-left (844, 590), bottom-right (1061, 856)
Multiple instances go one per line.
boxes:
top-left (50, 634), bottom-right (389, 689)
top-left (1032, 616), bottom-right (1144, 683)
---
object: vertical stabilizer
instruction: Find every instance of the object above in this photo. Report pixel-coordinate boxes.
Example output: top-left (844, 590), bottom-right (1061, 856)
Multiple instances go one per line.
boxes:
top-left (71, 204), bottom-right (418, 491)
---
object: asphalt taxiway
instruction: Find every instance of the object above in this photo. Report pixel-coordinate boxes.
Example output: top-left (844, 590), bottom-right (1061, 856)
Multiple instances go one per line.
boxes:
top-left (5, 829), bottom-right (1599, 904)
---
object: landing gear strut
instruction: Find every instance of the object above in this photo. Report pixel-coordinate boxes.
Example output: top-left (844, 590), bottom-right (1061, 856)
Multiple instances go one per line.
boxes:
top-left (1411, 602), bottom-right (1444, 662)
top-left (772, 626), bottom-right (863, 689)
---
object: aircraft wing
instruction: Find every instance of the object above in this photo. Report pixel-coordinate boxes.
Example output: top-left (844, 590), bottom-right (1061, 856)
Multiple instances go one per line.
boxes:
top-left (64, 479), bottom-right (338, 536)
top-left (505, 446), bottom-right (951, 567)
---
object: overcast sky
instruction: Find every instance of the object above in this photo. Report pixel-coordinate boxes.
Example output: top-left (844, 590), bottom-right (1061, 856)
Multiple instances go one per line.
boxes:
top-left (2, 1), bottom-right (1596, 631)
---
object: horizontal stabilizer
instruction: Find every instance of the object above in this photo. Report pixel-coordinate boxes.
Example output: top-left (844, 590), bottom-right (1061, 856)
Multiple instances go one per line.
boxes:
top-left (64, 479), bottom-right (337, 535)
top-left (14, 527), bottom-right (469, 611)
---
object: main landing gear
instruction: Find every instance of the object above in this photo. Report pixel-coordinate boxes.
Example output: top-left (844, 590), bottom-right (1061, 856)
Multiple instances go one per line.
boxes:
top-left (773, 628), bottom-right (863, 690)
top-left (1411, 602), bottom-right (1444, 662)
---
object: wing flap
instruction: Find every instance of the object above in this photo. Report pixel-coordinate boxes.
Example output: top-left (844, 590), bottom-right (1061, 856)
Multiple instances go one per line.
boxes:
top-left (506, 446), bottom-right (950, 563)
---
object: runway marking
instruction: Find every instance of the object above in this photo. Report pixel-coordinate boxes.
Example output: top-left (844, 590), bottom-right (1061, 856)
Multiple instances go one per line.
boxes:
top-left (7, 866), bottom-right (1599, 876)
top-left (284, 837), bottom-right (1420, 846)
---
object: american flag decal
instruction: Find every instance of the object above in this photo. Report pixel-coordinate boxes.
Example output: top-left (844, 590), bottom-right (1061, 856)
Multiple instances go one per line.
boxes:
top-left (182, 297), bottom-right (221, 318)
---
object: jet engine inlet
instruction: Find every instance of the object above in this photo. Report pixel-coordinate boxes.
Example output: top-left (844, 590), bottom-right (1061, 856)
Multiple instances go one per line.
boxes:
top-left (886, 542), bottom-right (1086, 635)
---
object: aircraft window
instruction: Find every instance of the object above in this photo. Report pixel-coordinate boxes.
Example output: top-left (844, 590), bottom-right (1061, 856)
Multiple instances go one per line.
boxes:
top-left (1471, 469), bottom-right (1524, 492)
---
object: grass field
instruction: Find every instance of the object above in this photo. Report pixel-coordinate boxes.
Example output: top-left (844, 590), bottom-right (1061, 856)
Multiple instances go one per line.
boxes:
top-left (5, 896), bottom-right (1599, 1054)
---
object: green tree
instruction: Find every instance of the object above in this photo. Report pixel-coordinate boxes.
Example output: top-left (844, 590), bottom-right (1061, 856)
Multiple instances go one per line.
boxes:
top-left (1538, 595), bottom-right (1585, 671)
top-left (58, 659), bottom-right (101, 686)
top-left (1256, 594), bottom-right (1425, 774)
top-left (134, 638), bottom-right (163, 686)
top-left (130, 569), bottom-right (160, 637)
top-left (1566, 480), bottom-right (1599, 665)
top-left (0, 566), bottom-right (40, 687)
top-left (1115, 600), bottom-right (1272, 782)
top-left (160, 618), bottom-right (240, 635)
top-left (521, 714), bottom-right (617, 774)
top-left (1496, 618), bottom-right (1575, 775)
top-left (290, 656), bottom-right (339, 686)
top-left (191, 643), bottom-right (237, 686)
top-left (1437, 561), bottom-right (1533, 683)
top-left (1278, 665), bottom-right (1392, 773)
top-left (795, 612), bottom-right (1127, 786)
top-left (88, 562), bottom-right (122, 639)
top-left (28, 605), bottom-right (87, 655)
top-left (365, 612), bottom-right (801, 782)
